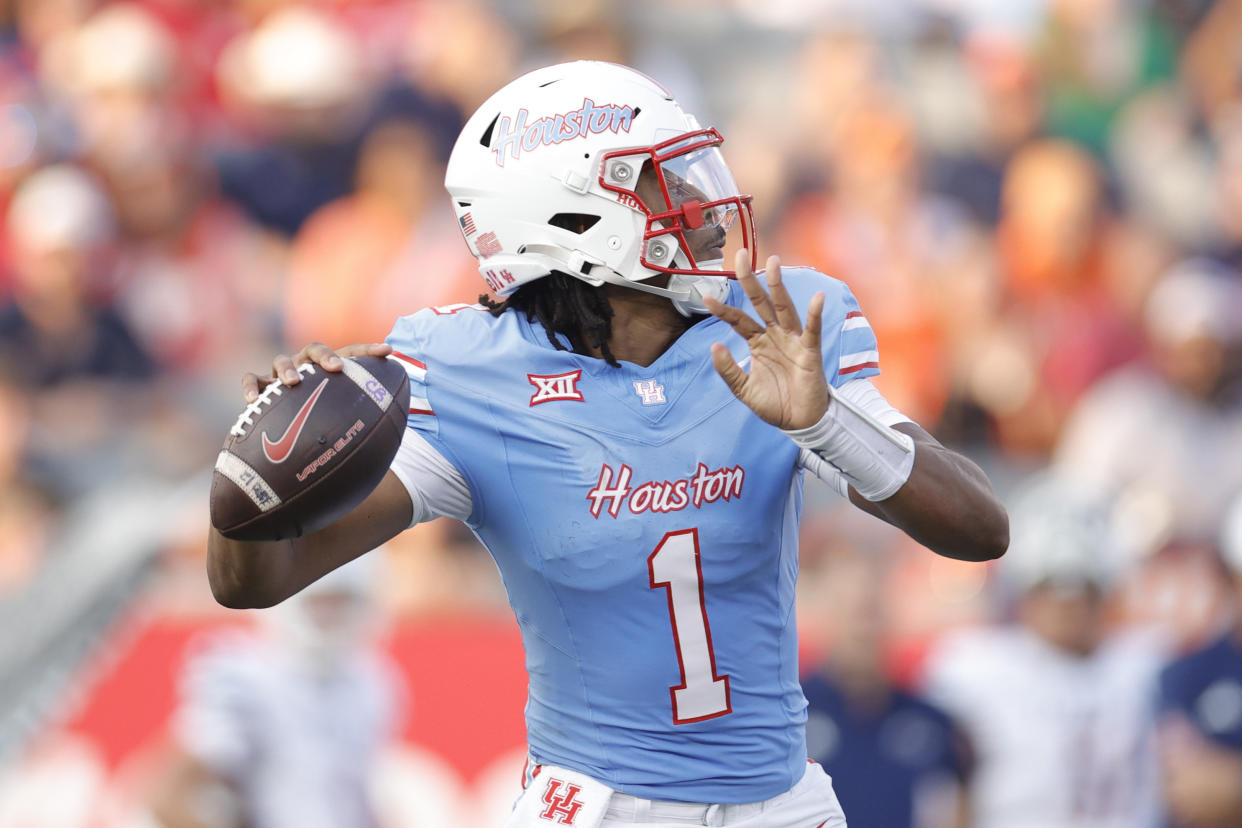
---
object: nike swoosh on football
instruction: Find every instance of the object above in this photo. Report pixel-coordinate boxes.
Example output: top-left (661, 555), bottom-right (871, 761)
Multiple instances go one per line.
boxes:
top-left (261, 377), bottom-right (330, 464)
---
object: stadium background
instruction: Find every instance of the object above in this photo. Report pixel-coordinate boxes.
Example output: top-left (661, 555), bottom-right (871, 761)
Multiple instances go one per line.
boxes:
top-left (0, 0), bottom-right (1240, 824)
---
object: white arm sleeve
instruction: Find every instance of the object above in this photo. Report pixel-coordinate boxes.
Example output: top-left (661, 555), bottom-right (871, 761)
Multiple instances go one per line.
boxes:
top-left (833, 377), bottom-right (913, 428)
top-left (796, 378), bottom-right (914, 498)
top-left (389, 428), bottom-right (472, 525)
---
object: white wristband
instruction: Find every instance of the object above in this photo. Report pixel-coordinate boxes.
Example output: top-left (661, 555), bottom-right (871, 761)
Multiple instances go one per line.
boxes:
top-left (784, 391), bottom-right (915, 501)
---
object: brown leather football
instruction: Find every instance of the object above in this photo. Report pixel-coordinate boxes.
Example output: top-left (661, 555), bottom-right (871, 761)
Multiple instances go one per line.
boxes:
top-left (210, 355), bottom-right (410, 541)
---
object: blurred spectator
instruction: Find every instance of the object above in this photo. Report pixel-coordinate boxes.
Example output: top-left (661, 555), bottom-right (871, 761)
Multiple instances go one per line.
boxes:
top-left (802, 548), bottom-right (972, 828)
top-left (529, 0), bottom-right (632, 66)
top-left (0, 376), bottom-right (51, 593)
top-left (925, 37), bottom-right (1043, 227)
top-left (785, 28), bottom-right (883, 177)
top-left (213, 6), bottom-right (372, 236)
top-left (1054, 258), bottom-right (1242, 558)
top-left (1208, 109), bottom-right (1242, 269)
top-left (108, 142), bottom-right (286, 374)
top-left (776, 96), bottom-right (982, 426)
top-left (1182, 0), bottom-right (1242, 125)
top-left (1033, 0), bottom-right (1178, 156)
top-left (36, 2), bottom-right (182, 171)
top-left (976, 138), bottom-right (1143, 455)
top-left (0, 163), bottom-right (152, 387)
top-left (145, 555), bottom-right (405, 828)
top-left (9, 0), bottom-right (97, 61)
top-left (284, 117), bottom-right (480, 349)
top-left (922, 477), bottom-right (1165, 827)
top-left (1108, 87), bottom-right (1217, 253)
top-left (29, 4), bottom-right (287, 377)
top-left (1158, 492), bottom-right (1242, 828)
top-left (402, 0), bottom-right (517, 119)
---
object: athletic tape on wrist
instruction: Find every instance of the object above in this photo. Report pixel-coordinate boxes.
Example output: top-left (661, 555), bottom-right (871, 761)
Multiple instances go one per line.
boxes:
top-left (797, 448), bottom-right (850, 498)
top-left (784, 391), bottom-right (915, 501)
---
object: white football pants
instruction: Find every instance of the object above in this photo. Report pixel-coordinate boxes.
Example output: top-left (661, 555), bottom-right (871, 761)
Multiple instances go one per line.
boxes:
top-left (506, 761), bottom-right (848, 828)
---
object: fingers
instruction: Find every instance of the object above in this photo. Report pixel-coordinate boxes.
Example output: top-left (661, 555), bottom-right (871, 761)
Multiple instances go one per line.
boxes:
top-left (337, 342), bottom-right (393, 360)
top-left (272, 353), bottom-right (301, 385)
top-left (703, 294), bottom-right (764, 339)
top-left (293, 342), bottom-right (343, 372)
top-left (710, 343), bottom-right (748, 397)
top-left (736, 251), bottom-right (801, 334)
top-left (765, 256), bottom-right (801, 334)
top-left (802, 292), bottom-right (825, 351)
top-left (734, 248), bottom-right (777, 327)
top-left (734, 246), bottom-right (752, 280)
top-left (291, 341), bottom-right (391, 371)
top-left (243, 342), bottom-right (389, 404)
top-left (242, 372), bottom-right (271, 404)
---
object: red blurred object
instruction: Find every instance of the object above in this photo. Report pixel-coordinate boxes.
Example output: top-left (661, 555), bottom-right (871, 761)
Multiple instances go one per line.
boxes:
top-left (61, 609), bottom-right (527, 783)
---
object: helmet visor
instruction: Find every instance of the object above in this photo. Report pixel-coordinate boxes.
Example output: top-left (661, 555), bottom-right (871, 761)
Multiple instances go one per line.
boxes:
top-left (600, 128), bottom-right (755, 277)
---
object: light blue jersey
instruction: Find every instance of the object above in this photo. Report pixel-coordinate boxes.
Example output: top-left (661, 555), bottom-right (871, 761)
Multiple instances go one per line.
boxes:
top-left (386, 267), bottom-right (880, 803)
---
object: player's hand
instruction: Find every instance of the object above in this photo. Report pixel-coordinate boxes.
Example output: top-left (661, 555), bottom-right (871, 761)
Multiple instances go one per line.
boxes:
top-left (242, 342), bottom-right (392, 403)
top-left (704, 251), bottom-right (828, 430)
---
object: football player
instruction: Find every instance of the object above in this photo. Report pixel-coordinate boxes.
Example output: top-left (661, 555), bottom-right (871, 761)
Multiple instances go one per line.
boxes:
top-left (922, 476), bottom-right (1164, 828)
top-left (149, 556), bottom-right (404, 828)
top-left (208, 62), bottom-right (1007, 826)
top-left (1158, 493), bottom-right (1242, 828)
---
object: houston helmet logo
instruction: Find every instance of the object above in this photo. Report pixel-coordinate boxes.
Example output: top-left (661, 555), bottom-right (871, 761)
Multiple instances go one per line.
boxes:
top-left (493, 99), bottom-right (635, 166)
top-left (528, 370), bottom-right (585, 405)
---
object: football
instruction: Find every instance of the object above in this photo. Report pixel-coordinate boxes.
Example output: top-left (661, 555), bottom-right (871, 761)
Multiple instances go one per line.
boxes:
top-left (210, 355), bottom-right (410, 541)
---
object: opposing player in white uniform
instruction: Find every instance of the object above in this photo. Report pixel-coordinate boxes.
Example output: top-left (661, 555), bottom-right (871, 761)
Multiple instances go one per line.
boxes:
top-left (922, 479), bottom-right (1164, 828)
top-left (207, 62), bottom-right (1008, 826)
top-left (150, 556), bottom-right (403, 828)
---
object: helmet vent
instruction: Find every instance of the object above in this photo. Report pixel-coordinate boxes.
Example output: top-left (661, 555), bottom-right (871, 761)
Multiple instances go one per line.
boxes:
top-left (479, 113), bottom-right (499, 148)
top-left (549, 213), bottom-right (601, 234)
top-left (538, 79), bottom-right (561, 88)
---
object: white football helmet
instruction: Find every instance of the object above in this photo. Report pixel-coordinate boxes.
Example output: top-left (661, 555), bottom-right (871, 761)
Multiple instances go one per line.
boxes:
top-left (444, 61), bottom-right (755, 316)
top-left (1000, 472), bottom-right (1119, 594)
top-left (264, 554), bottom-right (378, 674)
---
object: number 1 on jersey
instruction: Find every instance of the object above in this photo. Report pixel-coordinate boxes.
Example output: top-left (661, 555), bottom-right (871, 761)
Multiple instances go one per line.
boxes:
top-left (648, 529), bottom-right (731, 724)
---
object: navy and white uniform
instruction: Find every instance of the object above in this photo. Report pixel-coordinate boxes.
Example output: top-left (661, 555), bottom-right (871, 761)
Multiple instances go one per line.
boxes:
top-left (1160, 631), bottom-right (1242, 752)
top-left (802, 671), bottom-right (969, 828)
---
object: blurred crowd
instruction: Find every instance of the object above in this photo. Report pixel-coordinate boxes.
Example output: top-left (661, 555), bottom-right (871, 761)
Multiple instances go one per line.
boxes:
top-left (3, 0), bottom-right (1242, 824)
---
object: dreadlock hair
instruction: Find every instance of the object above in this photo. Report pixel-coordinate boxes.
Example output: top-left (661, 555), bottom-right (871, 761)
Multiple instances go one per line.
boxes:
top-left (479, 271), bottom-right (620, 366)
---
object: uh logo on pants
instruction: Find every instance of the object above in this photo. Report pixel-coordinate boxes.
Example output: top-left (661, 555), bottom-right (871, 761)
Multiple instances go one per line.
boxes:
top-left (540, 778), bottom-right (584, 824)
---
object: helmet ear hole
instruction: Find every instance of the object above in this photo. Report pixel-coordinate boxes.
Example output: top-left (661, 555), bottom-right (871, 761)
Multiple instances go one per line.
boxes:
top-left (548, 213), bottom-right (601, 234)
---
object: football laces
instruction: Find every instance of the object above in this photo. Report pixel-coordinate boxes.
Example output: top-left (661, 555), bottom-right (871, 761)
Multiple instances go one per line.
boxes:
top-left (229, 363), bottom-right (318, 437)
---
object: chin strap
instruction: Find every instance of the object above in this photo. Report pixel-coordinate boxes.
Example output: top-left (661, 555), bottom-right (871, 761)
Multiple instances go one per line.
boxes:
top-left (589, 267), bottom-right (729, 316)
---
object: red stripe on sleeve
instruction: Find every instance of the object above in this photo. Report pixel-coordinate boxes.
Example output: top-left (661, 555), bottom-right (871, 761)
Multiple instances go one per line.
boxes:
top-left (391, 351), bottom-right (427, 370)
top-left (838, 361), bottom-right (879, 375)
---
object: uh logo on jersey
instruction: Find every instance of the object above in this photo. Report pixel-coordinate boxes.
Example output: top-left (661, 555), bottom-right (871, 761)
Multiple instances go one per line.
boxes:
top-left (527, 371), bottom-right (667, 406)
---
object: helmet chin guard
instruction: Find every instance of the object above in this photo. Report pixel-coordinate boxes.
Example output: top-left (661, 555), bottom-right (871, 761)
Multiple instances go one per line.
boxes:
top-left (444, 61), bottom-right (755, 313)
